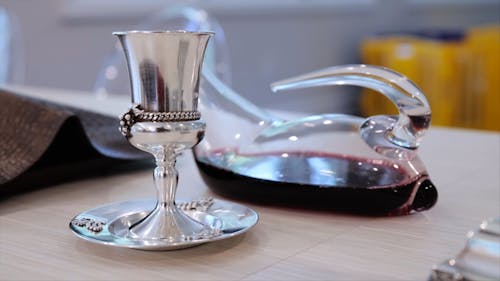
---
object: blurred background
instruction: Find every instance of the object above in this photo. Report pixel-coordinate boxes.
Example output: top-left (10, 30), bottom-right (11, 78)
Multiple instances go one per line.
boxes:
top-left (1, 0), bottom-right (499, 130)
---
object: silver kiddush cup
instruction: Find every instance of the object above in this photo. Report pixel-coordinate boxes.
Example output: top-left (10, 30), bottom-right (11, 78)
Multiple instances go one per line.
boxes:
top-left (114, 30), bottom-right (217, 244)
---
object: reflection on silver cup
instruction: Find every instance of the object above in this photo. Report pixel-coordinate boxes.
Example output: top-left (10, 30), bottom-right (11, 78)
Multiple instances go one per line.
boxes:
top-left (114, 30), bottom-right (213, 112)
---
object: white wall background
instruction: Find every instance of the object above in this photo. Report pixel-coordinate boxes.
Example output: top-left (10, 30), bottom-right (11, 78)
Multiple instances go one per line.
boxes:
top-left (1, 0), bottom-right (499, 114)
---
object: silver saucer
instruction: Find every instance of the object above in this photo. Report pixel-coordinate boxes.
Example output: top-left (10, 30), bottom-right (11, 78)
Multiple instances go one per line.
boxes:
top-left (69, 198), bottom-right (258, 250)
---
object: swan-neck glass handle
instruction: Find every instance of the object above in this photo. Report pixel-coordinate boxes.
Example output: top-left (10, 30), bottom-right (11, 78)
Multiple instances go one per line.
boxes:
top-left (271, 64), bottom-right (431, 160)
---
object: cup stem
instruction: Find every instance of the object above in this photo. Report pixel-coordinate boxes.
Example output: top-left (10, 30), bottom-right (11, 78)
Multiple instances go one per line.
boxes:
top-left (153, 147), bottom-right (178, 208)
top-left (128, 145), bottom-right (213, 241)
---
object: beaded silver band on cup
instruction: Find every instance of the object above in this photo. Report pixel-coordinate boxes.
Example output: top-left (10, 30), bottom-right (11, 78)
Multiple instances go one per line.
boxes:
top-left (119, 104), bottom-right (201, 137)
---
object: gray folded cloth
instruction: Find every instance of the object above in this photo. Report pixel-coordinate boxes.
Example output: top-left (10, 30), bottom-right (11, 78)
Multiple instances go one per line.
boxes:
top-left (0, 89), bottom-right (150, 197)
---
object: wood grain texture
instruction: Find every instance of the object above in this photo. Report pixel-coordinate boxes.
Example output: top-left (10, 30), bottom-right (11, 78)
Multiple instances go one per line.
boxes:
top-left (1, 86), bottom-right (499, 280)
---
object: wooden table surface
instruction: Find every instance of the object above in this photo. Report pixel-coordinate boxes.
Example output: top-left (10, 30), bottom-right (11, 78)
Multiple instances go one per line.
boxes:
top-left (1, 86), bottom-right (499, 280)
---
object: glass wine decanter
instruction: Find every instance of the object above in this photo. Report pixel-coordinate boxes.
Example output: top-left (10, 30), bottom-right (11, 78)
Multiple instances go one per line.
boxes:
top-left (195, 65), bottom-right (438, 216)
top-left (92, 4), bottom-right (437, 216)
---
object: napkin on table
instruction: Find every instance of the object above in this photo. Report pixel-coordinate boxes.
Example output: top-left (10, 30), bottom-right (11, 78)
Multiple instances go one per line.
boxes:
top-left (0, 89), bottom-right (150, 197)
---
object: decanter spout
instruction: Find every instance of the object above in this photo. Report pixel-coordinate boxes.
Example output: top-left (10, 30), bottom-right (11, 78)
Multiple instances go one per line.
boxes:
top-left (201, 69), bottom-right (276, 124)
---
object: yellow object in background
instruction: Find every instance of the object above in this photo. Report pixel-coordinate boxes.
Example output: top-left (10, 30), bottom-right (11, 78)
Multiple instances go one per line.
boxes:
top-left (418, 39), bottom-right (465, 127)
top-left (462, 25), bottom-right (500, 131)
top-left (360, 25), bottom-right (500, 131)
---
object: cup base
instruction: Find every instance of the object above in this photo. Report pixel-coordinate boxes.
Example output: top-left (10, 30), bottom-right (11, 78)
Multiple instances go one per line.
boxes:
top-left (69, 198), bottom-right (258, 250)
top-left (128, 203), bottom-right (220, 243)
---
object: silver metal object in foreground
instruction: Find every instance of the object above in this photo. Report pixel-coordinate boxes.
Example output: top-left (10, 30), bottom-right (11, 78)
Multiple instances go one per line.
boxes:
top-left (430, 217), bottom-right (500, 281)
top-left (115, 30), bottom-right (220, 246)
